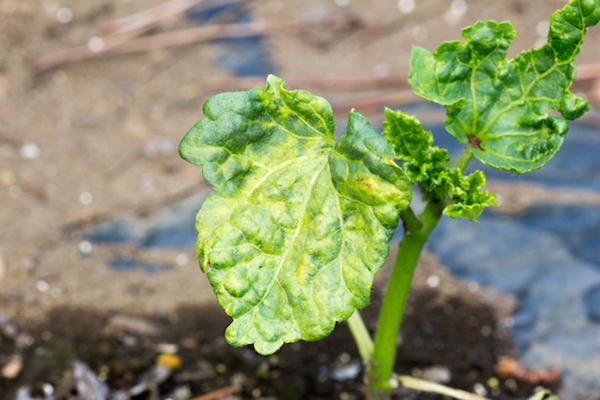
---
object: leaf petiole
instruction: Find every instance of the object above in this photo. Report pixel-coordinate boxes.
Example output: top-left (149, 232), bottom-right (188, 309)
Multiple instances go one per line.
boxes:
top-left (346, 310), bottom-right (374, 364)
top-left (454, 145), bottom-right (474, 172)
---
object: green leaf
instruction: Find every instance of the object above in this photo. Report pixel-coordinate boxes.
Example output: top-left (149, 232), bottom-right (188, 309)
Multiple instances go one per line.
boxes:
top-left (383, 109), bottom-right (495, 220)
top-left (383, 108), bottom-right (433, 163)
top-left (383, 109), bottom-right (433, 183)
top-left (179, 75), bottom-right (411, 355)
top-left (408, 0), bottom-right (600, 173)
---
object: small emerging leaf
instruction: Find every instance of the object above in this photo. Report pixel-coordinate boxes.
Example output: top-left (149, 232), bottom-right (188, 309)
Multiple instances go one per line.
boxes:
top-left (383, 109), bottom-right (496, 221)
top-left (180, 75), bottom-right (411, 355)
top-left (443, 170), bottom-right (497, 221)
top-left (408, 0), bottom-right (600, 173)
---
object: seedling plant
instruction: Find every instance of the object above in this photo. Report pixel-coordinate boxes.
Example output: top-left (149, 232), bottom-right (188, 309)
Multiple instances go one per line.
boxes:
top-left (179, 0), bottom-right (600, 398)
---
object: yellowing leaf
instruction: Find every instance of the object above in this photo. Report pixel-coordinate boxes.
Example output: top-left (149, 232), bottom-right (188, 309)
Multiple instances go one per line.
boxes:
top-left (179, 76), bottom-right (411, 354)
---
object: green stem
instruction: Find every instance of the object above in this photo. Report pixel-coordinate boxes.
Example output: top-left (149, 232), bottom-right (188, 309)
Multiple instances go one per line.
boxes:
top-left (347, 309), bottom-right (374, 364)
top-left (369, 202), bottom-right (442, 390)
top-left (400, 206), bottom-right (422, 233)
top-left (454, 145), bottom-right (474, 172)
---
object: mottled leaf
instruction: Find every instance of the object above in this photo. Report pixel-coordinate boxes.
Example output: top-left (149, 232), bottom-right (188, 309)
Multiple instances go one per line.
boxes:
top-left (179, 75), bottom-right (411, 354)
top-left (408, 0), bottom-right (600, 173)
top-left (383, 109), bottom-right (433, 182)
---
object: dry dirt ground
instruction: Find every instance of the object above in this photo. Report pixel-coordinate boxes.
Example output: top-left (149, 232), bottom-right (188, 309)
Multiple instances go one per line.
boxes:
top-left (0, 0), bottom-right (599, 398)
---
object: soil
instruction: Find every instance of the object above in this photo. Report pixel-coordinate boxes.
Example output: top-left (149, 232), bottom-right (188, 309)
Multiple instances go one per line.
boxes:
top-left (2, 252), bottom-right (544, 400)
top-left (1, 0), bottom-right (599, 399)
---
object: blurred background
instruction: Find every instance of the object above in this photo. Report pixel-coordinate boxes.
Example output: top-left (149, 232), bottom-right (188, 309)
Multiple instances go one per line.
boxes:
top-left (1, 0), bottom-right (600, 399)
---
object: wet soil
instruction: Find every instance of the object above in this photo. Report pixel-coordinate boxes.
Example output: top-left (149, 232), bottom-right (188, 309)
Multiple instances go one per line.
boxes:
top-left (1, 254), bottom-right (545, 400)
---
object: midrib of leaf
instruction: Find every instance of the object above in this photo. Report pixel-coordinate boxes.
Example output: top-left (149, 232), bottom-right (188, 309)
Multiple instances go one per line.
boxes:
top-left (245, 148), bottom-right (330, 197)
top-left (270, 89), bottom-right (336, 147)
top-left (469, 47), bottom-right (497, 135)
top-left (328, 163), bottom-right (352, 299)
top-left (262, 121), bottom-right (327, 143)
top-left (241, 159), bottom-right (329, 323)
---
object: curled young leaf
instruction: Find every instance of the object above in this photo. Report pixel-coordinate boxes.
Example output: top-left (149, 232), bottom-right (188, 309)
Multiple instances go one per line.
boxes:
top-left (443, 170), bottom-right (497, 221)
top-left (408, 0), bottom-right (600, 173)
top-left (383, 109), bottom-right (496, 221)
top-left (179, 75), bottom-right (411, 355)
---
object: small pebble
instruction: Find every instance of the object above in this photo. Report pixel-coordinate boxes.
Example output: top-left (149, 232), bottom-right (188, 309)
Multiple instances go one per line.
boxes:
top-left (79, 240), bottom-right (93, 255)
top-left (88, 37), bottom-right (105, 53)
top-left (422, 365), bottom-right (451, 384)
top-left (56, 7), bottom-right (73, 23)
top-left (79, 192), bottom-right (93, 205)
top-left (156, 343), bottom-right (179, 354)
top-left (36, 280), bottom-right (49, 292)
top-left (169, 386), bottom-right (192, 400)
top-left (175, 253), bottom-right (188, 266)
top-left (42, 383), bottom-right (54, 396)
top-left (1, 355), bottom-right (23, 379)
top-left (474, 382), bottom-right (487, 397)
top-left (398, 0), bottom-right (415, 14)
top-left (426, 275), bottom-right (440, 288)
top-left (19, 143), bottom-right (40, 160)
top-left (331, 362), bottom-right (361, 381)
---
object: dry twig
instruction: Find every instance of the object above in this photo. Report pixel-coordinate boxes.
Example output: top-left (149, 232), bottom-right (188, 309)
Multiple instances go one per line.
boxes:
top-left (99, 0), bottom-right (207, 36)
top-left (34, 0), bottom-right (250, 73)
top-left (190, 385), bottom-right (236, 400)
top-left (35, 21), bottom-right (303, 73)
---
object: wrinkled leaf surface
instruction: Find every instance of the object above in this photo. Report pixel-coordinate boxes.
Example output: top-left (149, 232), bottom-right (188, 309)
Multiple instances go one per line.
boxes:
top-left (409, 0), bottom-right (600, 173)
top-left (180, 75), bottom-right (411, 354)
top-left (384, 109), bottom-right (496, 221)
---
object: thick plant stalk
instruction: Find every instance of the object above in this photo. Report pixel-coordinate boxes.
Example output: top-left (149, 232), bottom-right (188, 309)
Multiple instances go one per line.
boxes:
top-left (368, 202), bottom-right (442, 389)
top-left (367, 145), bottom-right (474, 392)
